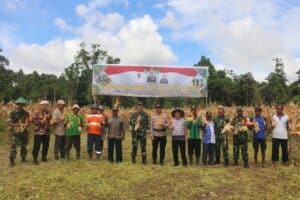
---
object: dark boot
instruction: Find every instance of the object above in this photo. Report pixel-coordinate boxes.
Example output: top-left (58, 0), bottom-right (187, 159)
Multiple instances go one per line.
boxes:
top-left (254, 152), bottom-right (258, 164)
top-left (196, 157), bottom-right (200, 165)
top-left (159, 160), bottom-right (164, 166)
top-left (232, 160), bottom-right (239, 166)
top-left (244, 160), bottom-right (249, 168)
top-left (262, 152), bottom-right (266, 168)
top-left (9, 159), bottom-right (15, 167)
top-left (88, 152), bottom-right (93, 160)
top-left (132, 157), bottom-right (136, 164)
top-left (189, 155), bottom-right (193, 165)
top-left (41, 156), bottom-right (47, 162)
top-left (214, 157), bottom-right (220, 164)
top-left (224, 159), bottom-right (229, 167)
top-left (32, 158), bottom-right (39, 165)
top-left (21, 157), bottom-right (27, 163)
top-left (142, 156), bottom-right (147, 165)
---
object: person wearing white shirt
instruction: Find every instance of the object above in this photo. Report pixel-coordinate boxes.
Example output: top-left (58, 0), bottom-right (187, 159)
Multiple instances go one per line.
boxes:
top-left (170, 108), bottom-right (188, 167)
top-left (271, 104), bottom-right (290, 166)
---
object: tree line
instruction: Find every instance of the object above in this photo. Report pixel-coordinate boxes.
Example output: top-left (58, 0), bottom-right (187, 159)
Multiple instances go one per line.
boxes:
top-left (0, 43), bottom-right (300, 108)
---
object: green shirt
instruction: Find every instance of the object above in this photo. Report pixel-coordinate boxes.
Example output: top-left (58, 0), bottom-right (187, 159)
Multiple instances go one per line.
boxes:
top-left (185, 117), bottom-right (203, 139)
top-left (64, 113), bottom-right (84, 136)
top-left (129, 111), bottom-right (149, 136)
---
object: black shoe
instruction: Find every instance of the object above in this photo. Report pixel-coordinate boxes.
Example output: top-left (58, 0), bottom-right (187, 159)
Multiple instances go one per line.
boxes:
top-left (224, 160), bottom-right (229, 167)
top-left (160, 160), bottom-right (164, 166)
top-left (153, 160), bottom-right (157, 165)
top-left (41, 157), bottom-right (48, 162)
top-left (244, 161), bottom-right (249, 168)
top-left (21, 158), bottom-right (27, 163)
top-left (32, 160), bottom-right (39, 165)
top-left (9, 159), bottom-right (15, 167)
top-left (232, 161), bottom-right (239, 166)
top-left (214, 160), bottom-right (220, 164)
top-left (132, 157), bottom-right (136, 164)
top-left (54, 157), bottom-right (59, 161)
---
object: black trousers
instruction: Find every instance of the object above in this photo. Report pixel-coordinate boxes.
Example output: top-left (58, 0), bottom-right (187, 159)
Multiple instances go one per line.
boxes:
top-left (188, 139), bottom-right (201, 161)
top-left (54, 135), bottom-right (66, 159)
top-left (65, 135), bottom-right (81, 159)
top-left (272, 138), bottom-right (288, 163)
top-left (108, 138), bottom-right (123, 162)
top-left (32, 134), bottom-right (50, 160)
top-left (172, 139), bottom-right (187, 166)
top-left (87, 134), bottom-right (101, 156)
top-left (203, 143), bottom-right (215, 165)
top-left (253, 138), bottom-right (267, 154)
top-left (152, 136), bottom-right (167, 164)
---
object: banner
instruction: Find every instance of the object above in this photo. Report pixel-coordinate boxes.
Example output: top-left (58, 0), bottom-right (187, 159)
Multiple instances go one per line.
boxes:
top-left (93, 65), bottom-right (209, 97)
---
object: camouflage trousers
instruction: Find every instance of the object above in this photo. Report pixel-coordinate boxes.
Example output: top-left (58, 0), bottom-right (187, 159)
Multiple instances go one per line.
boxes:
top-left (233, 134), bottom-right (248, 162)
top-left (131, 132), bottom-right (147, 159)
top-left (10, 133), bottom-right (28, 160)
top-left (215, 138), bottom-right (229, 162)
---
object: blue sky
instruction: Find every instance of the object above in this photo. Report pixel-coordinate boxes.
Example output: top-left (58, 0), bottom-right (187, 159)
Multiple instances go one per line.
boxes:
top-left (0, 0), bottom-right (299, 81)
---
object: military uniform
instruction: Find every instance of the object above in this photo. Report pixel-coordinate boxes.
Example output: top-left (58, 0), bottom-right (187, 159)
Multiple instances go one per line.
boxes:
top-left (129, 110), bottom-right (149, 164)
top-left (213, 115), bottom-right (230, 165)
top-left (231, 115), bottom-right (249, 167)
top-left (8, 98), bottom-right (30, 167)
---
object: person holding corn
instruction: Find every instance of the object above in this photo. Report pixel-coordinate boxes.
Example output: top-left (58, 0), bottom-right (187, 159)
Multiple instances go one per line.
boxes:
top-left (64, 104), bottom-right (84, 160)
top-left (129, 101), bottom-right (150, 164)
top-left (213, 106), bottom-right (230, 166)
top-left (249, 106), bottom-right (267, 167)
top-left (185, 105), bottom-right (203, 165)
top-left (231, 106), bottom-right (249, 168)
top-left (8, 97), bottom-right (30, 167)
top-left (271, 104), bottom-right (290, 166)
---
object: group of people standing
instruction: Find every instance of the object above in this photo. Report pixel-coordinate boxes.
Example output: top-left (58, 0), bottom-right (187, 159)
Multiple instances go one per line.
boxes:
top-left (7, 97), bottom-right (290, 168)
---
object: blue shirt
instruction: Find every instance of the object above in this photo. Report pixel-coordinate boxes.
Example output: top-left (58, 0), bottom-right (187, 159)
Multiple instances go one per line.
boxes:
top-left (252, 116), bottom-right (266, 139)
top-left (202, 122), bottom-right (216, 144)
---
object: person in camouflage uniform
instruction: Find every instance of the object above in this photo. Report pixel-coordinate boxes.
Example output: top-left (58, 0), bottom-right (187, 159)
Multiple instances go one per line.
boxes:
top-left (8, 97), bottom-right (30, 167)
top-left (213, 106), bottom-right (230, 166)
top-left (129, 102), bottom-right (150, 164)
top-left (231, 106), bottom-right (249, 168)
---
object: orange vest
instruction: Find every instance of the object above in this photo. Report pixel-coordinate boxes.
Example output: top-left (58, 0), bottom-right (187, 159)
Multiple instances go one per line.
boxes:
top-left (86, 114), bottom-right (104, 135)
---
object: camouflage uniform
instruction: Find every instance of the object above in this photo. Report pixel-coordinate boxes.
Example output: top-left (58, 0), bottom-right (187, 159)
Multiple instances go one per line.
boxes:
top-left (129, 111), bottom-right (149, 163)
top-left (8, 109), bottom-right (30, 165)
top-left (231, 116), bottom-right (249, 166)
top-left (213, 115), bottom-right (230, 165)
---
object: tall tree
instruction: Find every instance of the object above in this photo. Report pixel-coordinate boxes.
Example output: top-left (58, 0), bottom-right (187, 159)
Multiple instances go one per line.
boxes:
top-left (262, 58), bottom-right (289, 104)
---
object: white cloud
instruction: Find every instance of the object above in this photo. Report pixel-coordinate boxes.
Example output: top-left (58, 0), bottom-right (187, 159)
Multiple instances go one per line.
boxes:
top-left (161, 0), bottom-right (300, 81)
top-left (7, 1), bottom-right (176, 75)
top-left (160, 11), bottom-right (178, 29)
top-left (0, 0), bottom-right (23, 11)
top-left (10, 39), bottom-right (80, 74)
top-left (54, 18), bottom-right (73, 32)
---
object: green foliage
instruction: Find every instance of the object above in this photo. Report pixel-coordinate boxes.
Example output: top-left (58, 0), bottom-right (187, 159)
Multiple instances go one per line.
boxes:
top-left (293, 95), bottom-right (300, 105)
top-left (1, 48), bottom-right (299, 107)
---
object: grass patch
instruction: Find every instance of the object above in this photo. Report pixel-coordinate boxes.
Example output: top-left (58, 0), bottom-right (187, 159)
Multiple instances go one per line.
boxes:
top-left (0, 129), bottom-right (299, 199)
